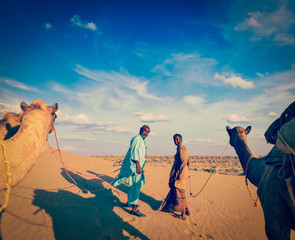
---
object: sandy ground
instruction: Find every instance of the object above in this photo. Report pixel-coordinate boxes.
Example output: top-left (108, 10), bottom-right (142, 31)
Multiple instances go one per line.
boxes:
top-left (0, 148), bottom-right (294, 240)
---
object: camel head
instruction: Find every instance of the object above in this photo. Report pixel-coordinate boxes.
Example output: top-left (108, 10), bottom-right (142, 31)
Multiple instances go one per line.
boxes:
top-left (226, 126), bottom-right (251, 147)
top-left (2, 111), bottom-right (23, 123)
top-left (1, 111), bottom-right (23, 129)
top-left (0, 111), bottom-right (23, 140)
top-left (20, 100), bottom-right (58, 134)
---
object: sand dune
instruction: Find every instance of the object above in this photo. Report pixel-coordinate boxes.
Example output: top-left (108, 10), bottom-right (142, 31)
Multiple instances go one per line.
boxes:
top-left (1, 148), bottom-right (294, 239)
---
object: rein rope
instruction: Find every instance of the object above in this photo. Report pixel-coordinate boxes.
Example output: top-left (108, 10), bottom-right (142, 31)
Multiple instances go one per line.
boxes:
top-left (245, 156), bottom-right (259, 208)
top-left (48, 127), bottom-right (121, 193)
top-left (0, 141), bottom-right (11, 212)
top-left (189, 142), bottom-right (229, 198)
top-left (277, 131), bottom-right (295, 155)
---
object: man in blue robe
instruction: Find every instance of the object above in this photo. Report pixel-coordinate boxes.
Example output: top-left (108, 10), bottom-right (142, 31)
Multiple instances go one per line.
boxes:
top-left (113, 125), bottom-right (150, 217)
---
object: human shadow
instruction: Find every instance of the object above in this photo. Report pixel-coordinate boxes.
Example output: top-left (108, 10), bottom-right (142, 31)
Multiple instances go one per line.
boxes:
top-left (32, 169), bottom-right (149, 240)
top-left (87, 170), bottom-right (162, 211)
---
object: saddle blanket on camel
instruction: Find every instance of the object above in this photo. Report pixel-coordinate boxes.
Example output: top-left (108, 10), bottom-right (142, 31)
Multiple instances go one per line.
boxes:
top-left (264, 100), bottom-right (295, 151)
top-left (264, 101), bottom-right (295, 206)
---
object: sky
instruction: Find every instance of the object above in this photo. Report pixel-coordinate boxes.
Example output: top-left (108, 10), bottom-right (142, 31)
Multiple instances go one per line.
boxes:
top-left (0, 0), bottom-right (294, 156)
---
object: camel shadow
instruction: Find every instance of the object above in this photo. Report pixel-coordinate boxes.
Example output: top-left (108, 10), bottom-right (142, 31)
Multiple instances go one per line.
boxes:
top-left (87, 170), bottom-right (162, 211)
top-left (32, 169), bottom-right (149, 240)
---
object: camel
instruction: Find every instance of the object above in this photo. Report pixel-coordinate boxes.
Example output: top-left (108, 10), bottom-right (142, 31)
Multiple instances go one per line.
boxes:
top-left (0, 111), bottom-right (23, 140)
top-left (226, 125), bottom-right (295, 240)
top-left (0, 100), bottom-right (58, 190)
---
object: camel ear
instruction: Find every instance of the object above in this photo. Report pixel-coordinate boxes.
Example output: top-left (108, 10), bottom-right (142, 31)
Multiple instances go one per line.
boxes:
top-left (51, 103), bottom-right (58, 113)
top-left (245, 126), bottom-right (251, 134)
top-left (2, 111), bottom-right (7, 118)
top-left (21, 102), bottom-right (29, 111)
top-left (18, 111), bottom-right (24, 119)
top-left (226, 126), bottom-right (231, 132)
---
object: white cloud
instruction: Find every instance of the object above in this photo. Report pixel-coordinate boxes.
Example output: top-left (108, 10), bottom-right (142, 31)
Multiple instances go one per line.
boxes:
top-left (226, 113), bottom-right (252, 124)
top-left (214, 73), bottom-right (255, 89)
top-left (71, 15), bottom-right (98, 32)
top-left (74, 65), bottom-right (161, 101)
top-left (0, 77), bottom-right (41, 92)
top-left (52, 82), bottom-right (73, 95)
top-left (132, 111), bottom-right (144, 116)
top-left (152, 52), bottom-right (218, 85)
top-left (56, 111), bottom-right (131, 134)
top-left (0, 102), bottom-right (21, 113)
top-left (44, 22), bottom-right (52, 30)
top-left (139, 113), bottom-right (169, 122)
top-left (183, 95), bottom-right (205, 106)
top-left (268, 112), bottom-right (278, 117)
top-left (187, 137), bottom-right (217, 144)
top-left (86, 22), bottom-right (97, 31)
top-left (256, 72), bottom-right (264, 78)
top-left (248, 17), bottom-right (261, 27)
top-left (73, 114), bottom-right (91, 124)
top-left (235, 4), bottom-right (295, 46)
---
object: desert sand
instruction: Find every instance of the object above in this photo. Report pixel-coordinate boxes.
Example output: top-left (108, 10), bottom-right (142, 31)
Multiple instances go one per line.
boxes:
top-left (0, 147), bottom-right (294, 240)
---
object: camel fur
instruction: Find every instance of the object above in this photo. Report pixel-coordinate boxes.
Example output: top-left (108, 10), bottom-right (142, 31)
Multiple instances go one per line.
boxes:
top-left (0, 111), bottom-right (23, 140)
top-left (0, 100), bottom-right (58, 190)
top-left (226, 126), bottom-right (295, 240)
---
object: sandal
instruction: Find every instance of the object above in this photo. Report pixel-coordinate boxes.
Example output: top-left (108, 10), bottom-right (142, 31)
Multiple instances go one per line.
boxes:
top-left (130, 209), bottom-right (146, 217)
top-left (173, 213), bottom-right (186, 220)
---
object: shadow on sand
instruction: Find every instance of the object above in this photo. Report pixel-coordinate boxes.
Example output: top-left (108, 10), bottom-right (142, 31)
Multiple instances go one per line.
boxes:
top-left (32, 169), bottom-right (149, 240)
top-left (87, 170), bottom-right (162, 211)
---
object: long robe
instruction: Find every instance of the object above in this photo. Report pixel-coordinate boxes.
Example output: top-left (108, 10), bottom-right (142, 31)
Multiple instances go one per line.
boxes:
top-left (113, 134), bottom-right (147, 204)
top-left (159, 143), bottom-right (190, 212)
top-left (169, 143), bottom-right (190, 189)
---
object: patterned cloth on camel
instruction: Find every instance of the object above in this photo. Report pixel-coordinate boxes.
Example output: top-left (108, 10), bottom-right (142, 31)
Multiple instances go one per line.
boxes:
top-left (162, 187), bottom-right (187, 213)
top-left (264, 101), bottom-right (295, 144)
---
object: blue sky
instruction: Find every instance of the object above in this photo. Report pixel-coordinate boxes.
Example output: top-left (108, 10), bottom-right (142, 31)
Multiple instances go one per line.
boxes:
top-left (0, 0), bottom-right (294, 156)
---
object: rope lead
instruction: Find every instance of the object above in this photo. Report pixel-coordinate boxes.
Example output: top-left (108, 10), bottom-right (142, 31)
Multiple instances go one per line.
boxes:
top-left (189, 142), bottom-right (229, 198)
top-left (245, 156), bottom-right (259, 208)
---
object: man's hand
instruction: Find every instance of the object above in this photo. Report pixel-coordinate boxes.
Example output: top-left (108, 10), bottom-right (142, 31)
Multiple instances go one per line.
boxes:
top-left (132, 160), bottom-right (142, 174)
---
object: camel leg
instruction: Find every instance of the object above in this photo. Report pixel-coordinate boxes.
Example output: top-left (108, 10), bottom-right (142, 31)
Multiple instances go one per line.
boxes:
top-left (261, 196), bottom-right (291, 239)
top-left (264, 219), bottom-right (290, 240)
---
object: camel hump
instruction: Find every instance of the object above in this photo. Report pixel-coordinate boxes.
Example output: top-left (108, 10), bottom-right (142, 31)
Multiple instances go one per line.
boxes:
top-left (265, 101), bottom-right (295, 144)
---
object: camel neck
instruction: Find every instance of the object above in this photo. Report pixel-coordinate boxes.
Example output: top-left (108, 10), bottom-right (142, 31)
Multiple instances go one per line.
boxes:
top-left (0, 109), bottom-right (51, 189)
top-left (234, 138), bottom-right (253, 173)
